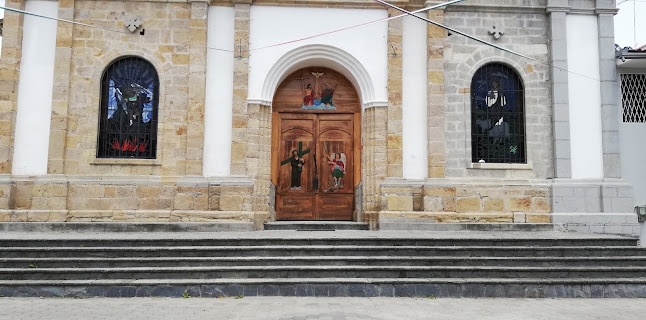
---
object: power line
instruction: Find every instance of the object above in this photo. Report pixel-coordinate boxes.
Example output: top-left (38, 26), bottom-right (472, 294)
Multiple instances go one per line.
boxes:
top-left (211, 0), bottom-right (465, 54)
top-left (0, 5), bottom-right (131, 35)
top-left (372, 0), bottom-right (610, 84)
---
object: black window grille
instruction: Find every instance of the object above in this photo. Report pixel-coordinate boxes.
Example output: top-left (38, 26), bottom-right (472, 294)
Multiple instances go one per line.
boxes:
top-left (470, 63), bottom-right (526, 163)
top-left (97, 56), bottom-right (159, 159)
top-left (620, 74), bottom-right (646, 123)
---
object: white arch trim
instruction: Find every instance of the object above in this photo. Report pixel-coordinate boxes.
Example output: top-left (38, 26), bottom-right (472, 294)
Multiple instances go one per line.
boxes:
top-left (252, 44), bottom-right (385, 108)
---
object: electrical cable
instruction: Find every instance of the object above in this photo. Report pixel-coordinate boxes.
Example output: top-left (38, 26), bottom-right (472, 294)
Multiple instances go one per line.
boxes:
top-left (372, 0), bottom-right (611, 84)
top-left (209, 0), bottom-right (465, 53)
top-left (0, 5), bottom-right (130, 35)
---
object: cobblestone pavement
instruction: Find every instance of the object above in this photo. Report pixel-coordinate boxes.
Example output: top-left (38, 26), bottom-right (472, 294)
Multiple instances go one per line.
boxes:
top-left (0, 297), bottom-right (644, 320)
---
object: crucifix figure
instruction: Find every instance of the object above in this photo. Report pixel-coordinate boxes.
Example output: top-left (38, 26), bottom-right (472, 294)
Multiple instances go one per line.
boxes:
top-left (311, 72), bottom-right (325, 100)
top-left (280, 142), bottom-right (310, 190)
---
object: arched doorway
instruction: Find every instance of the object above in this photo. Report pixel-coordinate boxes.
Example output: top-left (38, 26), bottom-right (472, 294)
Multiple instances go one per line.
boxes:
top-left (270, 67), bottom-right (361, 221)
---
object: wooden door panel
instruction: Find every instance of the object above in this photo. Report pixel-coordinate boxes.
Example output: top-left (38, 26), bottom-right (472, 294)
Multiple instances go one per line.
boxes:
top-left (316, 114), bottom-right (354, 220)
top-left (276, 114), bottom-right (316, 220)
top-left (276, 195), bottom-right (315, 220)
top-left (275, 110), bottom-right (355, 221)
top-left (277, 139), bottom-right (315, 193)
top-left (318, 194), bottom-right (354, 220)
top-left (319, 140), bottom-right (353, 193)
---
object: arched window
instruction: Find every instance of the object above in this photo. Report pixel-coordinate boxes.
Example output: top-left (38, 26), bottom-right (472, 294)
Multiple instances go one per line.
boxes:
top-left (470, 63), bottom-right (525, 163)
top-left (97, 56), bottom-right (159, 159)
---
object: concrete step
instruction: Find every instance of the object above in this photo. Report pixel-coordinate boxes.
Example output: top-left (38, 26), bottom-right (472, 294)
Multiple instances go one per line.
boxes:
top-left (1, 278), bottom-right (645, 298)
top-left (2, 246), bottom-right (645, 258)
top-left (4, 256), bottom-right (646, 268)
top-left (0, 237), bottom-right (636, 247)
top-left (0, 222), bottom-right (254, 233)
top-left (3, 265), bottom-right (646, 280)
top-left (379, 222), bottom-right (556, 232)
top-left (264, 222), bottom-right (369, 231)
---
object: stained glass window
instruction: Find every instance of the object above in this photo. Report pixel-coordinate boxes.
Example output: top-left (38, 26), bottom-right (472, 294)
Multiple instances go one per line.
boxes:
top-left (97, 56), bottom-right (159, 159)
top-left (470, 63), bottom-right (526, 163)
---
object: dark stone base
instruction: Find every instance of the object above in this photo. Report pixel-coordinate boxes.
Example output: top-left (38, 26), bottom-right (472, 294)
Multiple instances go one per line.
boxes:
top-left (2, 283), bottom-right (645, 298)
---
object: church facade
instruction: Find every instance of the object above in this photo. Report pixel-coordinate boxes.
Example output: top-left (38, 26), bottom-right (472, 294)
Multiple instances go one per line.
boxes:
top-left (0, 0), bottom-right (639, 234)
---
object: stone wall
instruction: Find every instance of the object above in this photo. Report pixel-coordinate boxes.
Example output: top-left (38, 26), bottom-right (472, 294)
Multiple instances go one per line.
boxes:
top-left (0, 0), bottom-right (24, 174)
top-left (386, 8), bottom-right (403, 178)
top-left (0, 176), bottom-right (256, 223)
top-left (380, 180), bottom-right (552, 224)
top-left (442, 9), bottom-right (553, 179)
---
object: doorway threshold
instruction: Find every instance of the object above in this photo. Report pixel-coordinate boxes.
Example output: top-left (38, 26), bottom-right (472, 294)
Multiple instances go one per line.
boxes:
top-left (264, 221), bottom-right (369, 231)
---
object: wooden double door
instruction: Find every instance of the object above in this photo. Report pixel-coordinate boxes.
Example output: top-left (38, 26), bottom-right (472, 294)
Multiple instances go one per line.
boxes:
top-left (275, 113), bottom-right (356, 220)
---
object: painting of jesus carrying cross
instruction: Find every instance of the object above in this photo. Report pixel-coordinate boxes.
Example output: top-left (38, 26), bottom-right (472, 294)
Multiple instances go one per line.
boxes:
top-left (280, 142), bottom-right (310, 190)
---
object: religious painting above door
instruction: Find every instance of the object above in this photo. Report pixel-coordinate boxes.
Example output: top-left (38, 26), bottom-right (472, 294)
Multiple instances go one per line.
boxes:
top-left (299, 72), bottom-right (338, 110)
top-left (272, 67), bottom-right (360, 114)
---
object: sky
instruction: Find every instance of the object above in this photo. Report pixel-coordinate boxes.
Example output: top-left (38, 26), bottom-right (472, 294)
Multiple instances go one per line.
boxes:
top-left (615, 0), bottom-right (646, 48)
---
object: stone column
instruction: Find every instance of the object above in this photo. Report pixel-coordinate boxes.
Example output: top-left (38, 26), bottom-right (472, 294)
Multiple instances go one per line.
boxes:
top-left (546, 4), bottom-right (572, 179)
top-left (426, 3), bottom-right (446, 178)
top-left (386, 8), bottom-right (403, 178)
top-left (363, 106), bottom-right (388, 229)
top-left (185, 1), bottom-right (208, 176)
top-left (230, 2), bottom-right (250, 176)
top-left (48, 0), bottom-right (75, 174)
top-left (0, 0), bottom-right (25, 173)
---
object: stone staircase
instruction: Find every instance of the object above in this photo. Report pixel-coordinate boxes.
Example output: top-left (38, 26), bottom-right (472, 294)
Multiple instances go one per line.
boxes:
top-left (0, 224), bottom-right (645, 298)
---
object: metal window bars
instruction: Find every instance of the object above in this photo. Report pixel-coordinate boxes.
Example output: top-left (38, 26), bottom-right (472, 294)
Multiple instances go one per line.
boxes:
top-left (97, 56), bottom-right (159, 159)
top-left (470, 63), bottom-right (526, 164)
top-left (621, 74), bottom-right (646, 123)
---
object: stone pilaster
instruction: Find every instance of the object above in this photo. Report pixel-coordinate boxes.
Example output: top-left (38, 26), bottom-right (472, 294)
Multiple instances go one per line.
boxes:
top-left (0, 0), bottom-right (25, 173)
top-left (247, 104), bottom-right (271, 214)
top-left (547, 3), bottom-right (572, 178)
top-left (186, 1), bottom-right (208, 175)
top-left (230, 3), bottom-right (251, 176)
top-left (363, 106), bottom-right (388, 229)
top-left (48, 0), bottom-right (75, 174)
top-left (386, 8), bottom-right (403, 178)
top-left (596, 3), bottom-right (621, 178)
top-left (426, 5), bottom-right (446, 178)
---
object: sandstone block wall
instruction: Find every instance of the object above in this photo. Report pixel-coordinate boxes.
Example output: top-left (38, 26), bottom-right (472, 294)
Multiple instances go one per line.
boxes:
top-left (381, 181), bottom-right (551, 224)
top-left (0, 176), bottom-right (256, 223)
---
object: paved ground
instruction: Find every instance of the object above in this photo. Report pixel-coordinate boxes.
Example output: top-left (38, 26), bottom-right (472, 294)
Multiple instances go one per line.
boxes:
top-left (0, 297), bottom-right (644, 320)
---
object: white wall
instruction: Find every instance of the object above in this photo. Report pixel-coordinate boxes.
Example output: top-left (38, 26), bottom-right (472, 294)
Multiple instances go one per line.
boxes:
top-left (620, 123), bottom-right (646, 206)
top-left (12, 0), bottom-right (58, 175)
top-left (203, 6), bottom-right (235, 177)
top-left (402, 14), bottom-right (428, 179)
top-left (566, 14), bottom-right (604, 179)
top-left (248, 6), bottom-right (388, 106)
top-left (618, 70), bottom-right (646, 207)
